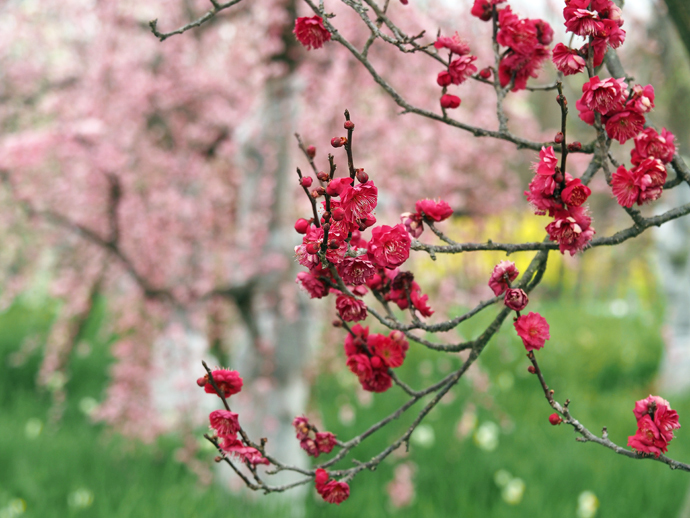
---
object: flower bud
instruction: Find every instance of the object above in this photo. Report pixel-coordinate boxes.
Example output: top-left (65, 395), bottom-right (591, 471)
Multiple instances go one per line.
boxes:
top-left (557, 94), bottom-right (567, 106)
top-left (306, 243), bottom-right (320, 255)
top-left (331, 137), bottom-right (348, 148)
top-left (196, 376), bottom-right (207, 387)
top-left (554, 132), bottom-right (564, 144)
top-left (504, 288), bottom-right (529, 311)
top-left (548, 413), bottom-right (563, 426)
top-left (331, 207), bottom-right (345, 221)
top-left (311, 187), bottom-right (325, 198)
top-left (306, 145), bottom-right (316, 158)
top-left (294, 218), bottom-right (310, 234)
top-left (332, 319), bottom-right (342, 327)
top-left (317, 171), bottom-right (329, 182)
top-left (437, 71), bottom-right (452, 87)
top-left (356, 169), bottom-right (369, 183)
top-left (370, 356), bottom-right (383, 369)
top-left (479, 67), bottom-right (492, 79)
top-left (527, 366), bottom-right (536, 374)
top-left (344, 120), bottom-right (355, 130)
top-left (328, 239), bottom-right (341, 249)
top-left (440, 94), bottom-right (461, 109)
top-left (568, 141), bottom-right (582, 152)
top-left (322, 223), bottom-right (330, 233)
top-left (214, 456), bottom-right (223, 463)
top-left (300, 176), bottom-right (313, 188)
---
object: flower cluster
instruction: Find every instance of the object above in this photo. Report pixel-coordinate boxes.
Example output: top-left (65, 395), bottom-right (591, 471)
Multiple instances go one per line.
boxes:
top-left (343, 324), bottom-right (409, 393)
top-left (488, 261), bottom-right (550, 351)
top-left (525, 146), bottom-right (595, 256)
top-left (400, 198), bottom-right (453, 238)
top-left (435, 33), bottom-right (477, 109)
top-left (627, 395), bottom-right (681, 457)
top-left (367, 269), bottom-right (434, 318)
top-left (315, 469), bottom-right (350, 504)
top-left (612, 127), bottom-right (675, 208)
top-left (201, 369), bottom-right (269, 466)
top-left (293, 15), bottom-right (331, 50)
top-left (292, 416), bottom-right (337, 458)
top-left (472, 2), bottom-right (552, 91)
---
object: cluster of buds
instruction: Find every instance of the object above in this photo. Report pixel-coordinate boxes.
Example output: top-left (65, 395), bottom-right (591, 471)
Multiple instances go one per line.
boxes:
top-left (434, 32), bottom-right (477, 109)
top-left (292, 416), bottom-right (337, 457)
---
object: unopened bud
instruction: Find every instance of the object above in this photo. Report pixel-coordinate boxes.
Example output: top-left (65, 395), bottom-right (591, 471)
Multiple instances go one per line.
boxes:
top-left (344, 120), bottom-right (355, 130)
top-left (554, 172), bottom-right (564, 184)
top-left (328, 239), bottom-right (341, 249)
top-left (527, 366), bottom-right (536, 374)
top-left (214, 455), bottom-right (223, 462)
top-left (437, 71), bottom-right (452, 87)
top-left (322, 223), bottom-right (330, 233)
top-left (554, 132), bottom-right (564, 144)
top-left (548, 413), bottom-right (563, 426)
top-left (356, 169), bottom-right (369, 183)
top-left (317, 171), bottom-right (329, 182)
top-left (196, 376), bottom-right (207, 387)
top-left (311, 187), bottom-right (325, 198)
top-left (332, 207), bottom-right (345, 221)
top-left (300, 176), bottom-right (313, 188)
top-left (306, 243), bottom-right (320, 255)
top-left (568, 141), bottom-right (582, 152)
top-left (294, 218), bottom-right (310, 234)
top-left (331, 137), bottom-right (347, 148)
top-left (322, 211), bottom-right (331, 221)
top-left (557, 94), bottom-right (567, 106)
top-left (306, 145), bottom-right (316, 158)
top-left (479, 67), bottom-right (492, 79)
top-left (332, 319), bottom-right (342, 327)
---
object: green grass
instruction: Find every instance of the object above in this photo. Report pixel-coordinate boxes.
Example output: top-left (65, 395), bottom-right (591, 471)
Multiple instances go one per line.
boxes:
top-left (1, 292), bottom-right (689, 518)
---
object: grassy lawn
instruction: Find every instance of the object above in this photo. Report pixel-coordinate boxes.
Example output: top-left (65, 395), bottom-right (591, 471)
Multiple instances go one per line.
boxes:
top-left (1, 289), bottom-right (688, 517)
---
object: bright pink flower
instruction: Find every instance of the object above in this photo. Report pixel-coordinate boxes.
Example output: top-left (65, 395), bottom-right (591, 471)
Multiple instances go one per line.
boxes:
top-left (300, 437), bottom-right (320, 456)
top-left (344, 324), bottom-right (369, 356)
top-left (611, 165), bottom-right (639, 208)
top-left (627, 84), bottom-right (655, 114)
top-left (293, 415), bottom-right (311, 440)
top-left (336, 294), bottom-right (368, 322)
top-left (320, 480), bottom-right (350, 504)
top-left (203, 369), bottom-right (243, 398)
top-left (434, 33), bottom-right (471, 55)
top-left (514, 312), bottom-right (550, 351)
top-left (315, 432), bottom-right (337, 454)
top-left (525, 174), bottom-right (562, 216)
top-left (347, 354), bottom-right (374, 381)
top-left (440, 94), bottom-right (461, 109)
top-left (533, 146), bottom-right (558, 177)
top-left (605, 110), bottom-right (645, 144)
top-left (340, 180), bottom-right (378, 223)
top-left (631, 128), bottom-right (676, 165)
top-left (296, 271), bottom-right (328, 299)
top-left (415, 199), bottom-right (453, 221)
top-left (575, 97), bottom-right (596, 126)
top-left (497, 10), bottom-right (539, 55)
top-left (504, 288), bottom-right (529, 311)
top-left (368, 332), bottom-right (408, 368)
top-left (471, 0), bottom-right (506, 21)
top-left (532, 18), bottom-right (554, 45)
top-left (229, 445), bottom-right (270, 466)
top-left (549, 413), bottom-right (563, 425)
top-left (561, 178), bottom-right (591, 207)
top-left (293, 16), bottom-right (331, 50)
top-left (627, 415), bottom-right (668, 457)
top-left (581, 76), bottom-right (627, 116)
top-left (498, 46), bottom-right (550, 91)
top-left (326, 177), bottom-right (354, 197)
top-left (552, 44), bottom-right (585, 76)
top-left (360, 359), bottom-right (393, 393)
top-left (546, 207), bottom-right (595, 256)
top-left (338, 257), bottom-right (376, 286)
top-left (315, 469), bottom-right (329, 492)
top-left (633, 395), bottom-right (673, 421)
top-left (598, 19), bottom-right (626, 48)
top-left (400, 212), bottom-right (424, 238)
top-left (488, 261), bottom-right (519, 296)
top-left (437, 71), bottom-right (452, 87)
top-left (411, 290), bottom-right (434, 317)
top-left (367, 224), bottom-right (411, 269)
top-left (209, 410), bottom-right (240, 437)
top-left (564, 5), bottom-right (604, 36)
top-left (294, 218), bottom-right (310, 234)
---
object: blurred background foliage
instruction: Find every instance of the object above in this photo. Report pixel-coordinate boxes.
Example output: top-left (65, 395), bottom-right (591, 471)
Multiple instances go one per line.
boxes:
top-left (3, 1), bottom-right (690, 517)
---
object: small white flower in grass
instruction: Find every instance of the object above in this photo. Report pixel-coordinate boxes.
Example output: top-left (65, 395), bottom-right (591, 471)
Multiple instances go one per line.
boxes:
top-left (577, 491), bottom-right (599, 518)
top-left (474, 421), bottom-right (499, 451)
top-left (502, 478), bottom-right (525, 505)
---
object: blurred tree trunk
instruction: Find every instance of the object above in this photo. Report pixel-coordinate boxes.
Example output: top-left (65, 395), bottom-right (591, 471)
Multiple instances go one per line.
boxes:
top-left (664, 0), bottom-right (690, 59)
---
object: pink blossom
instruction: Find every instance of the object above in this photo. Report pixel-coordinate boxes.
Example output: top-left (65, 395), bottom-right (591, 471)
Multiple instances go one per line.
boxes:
top-left (533, 146), bottom-right (559, 177)
top-left (367, 224), bottom-right (411, 269)
top-left (631, 127), bottom-right (675, 165)
top-left (627, 415), bottom-right (668, 457)
top-left (300, 437), bottom-right (320, 456)
top-left (344, 324), bottom-right (369, 356)
top-left (627, 84), bottom-right (655, 114)
top-left (320, 480), bottom-right (350, 504)
top-left (575, 98), bottom-right (596, 126)
top-left (514, 312), bottom-right (550, 351)
top-left (552, 44), bottom-right (585, 76)
top-left (488, 261), bottom-right (519, 296)
top-left (400, 212), bottom-right (424, 238)
top-left (415, 199), bottom-right (453, 222)
top-left (532, 18), bottom-right (554, 45)
top-left (580, 76), bottom-right (627, 116)
top-left (525, 174), bottom-right (562, 216)
top-left (598, 19), bottom-right (626, 48)
top-left (203, 369), bottom-right (243, 398)
top-left (335, 294), bottom-right (368, 322)
top-left (633, 395), bottom-right (674, 421)
top-left (471, 0), bottom-right (506, 21)
top-left (296, 271), bottom-right (328, 299)
top-left (410, 290), bottom-right (434, 317)
top-left (315, 432), bottom-right (337, 454)
top-left (293, 416), bottom-right (311, 440)
top-left (546, 206), bottom-right (595, 256)
top-left (340, 180), bottom-right (378, 223)
top-left (293, 16), bottom-right (331, 50)
top-left (315, 469), bottom-right (329, 492)
top-left (497, 10), bottom-right (539, 55)
top-left (440, 94), bottom-right (461, 109)
top-left (504, 288), bottom-right (528, 311)
top-left (360, 359), bottom-right (393, 393)
top-left (498, 46), bottom-right (550, 91)
top-left (326, 177), bottom-right (354, 197)
top-left (611, 165), bottom-right (639, 208)
top-left (564, 6), bottom-right (604, 36)
top-left (605, 110), bottom-right (645, 144)
top-left (368, 333), bottom-right (408, 368)
top-left (338, 257), bottom-right (376, 286)
top-left (561, 178), bottom-right (591, 207)
top-left (346, 353), bottom-right (373, 380)
top-left (434, 33), bottom-right (471, 55)
top-left (209, 410), bottom-right (240, 437)
top-left (228, 445), bottom-right (270, 466)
